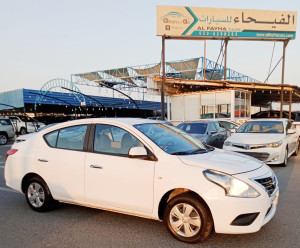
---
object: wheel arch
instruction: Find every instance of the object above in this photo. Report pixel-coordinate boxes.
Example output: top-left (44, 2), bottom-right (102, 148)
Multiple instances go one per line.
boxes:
top-left (21, 173), bottom-right (47, 193)
top-left (0, 131), bottom-right (8, 137)
top-left (157, 188), bottom-right (213, 221)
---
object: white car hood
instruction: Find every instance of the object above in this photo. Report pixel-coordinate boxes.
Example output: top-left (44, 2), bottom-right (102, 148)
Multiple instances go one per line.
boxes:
top-left (227, 133), bottom-right (284, 144)
top-left (178, 149), bottom-right (263, 175)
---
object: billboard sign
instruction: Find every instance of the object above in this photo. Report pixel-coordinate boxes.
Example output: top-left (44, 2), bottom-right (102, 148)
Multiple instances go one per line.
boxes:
top-left (157, 6), bottom-right (297, 40)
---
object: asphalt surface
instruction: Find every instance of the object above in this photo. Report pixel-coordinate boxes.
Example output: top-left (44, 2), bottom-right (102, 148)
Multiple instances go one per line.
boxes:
top-left (0, 141), bottom-right (300, 248)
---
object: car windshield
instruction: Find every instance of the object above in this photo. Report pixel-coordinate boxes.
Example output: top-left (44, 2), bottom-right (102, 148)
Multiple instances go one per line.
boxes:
top-left (178, 123), bottom-right (207, 134)
top-left (134, 123), bottom-right (209, 155)
top-left (236, 121), bottom-right (284, 134)
top-left (0, 119), bottom-right (12, 126)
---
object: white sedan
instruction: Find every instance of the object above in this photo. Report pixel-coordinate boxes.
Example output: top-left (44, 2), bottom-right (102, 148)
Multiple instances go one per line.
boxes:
top-left (223, 119), bottom-right (299, 166)
top-left (5, 118), bottom-right (279, 243)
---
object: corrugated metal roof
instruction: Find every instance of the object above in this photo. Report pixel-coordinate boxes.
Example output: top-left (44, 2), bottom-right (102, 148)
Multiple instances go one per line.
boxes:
top-left (0, 89), bottom-right (24, 110)
top-left (23, 89), bottom-right (164, 111)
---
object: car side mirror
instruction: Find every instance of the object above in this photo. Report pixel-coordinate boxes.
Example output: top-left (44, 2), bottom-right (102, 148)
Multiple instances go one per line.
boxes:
top-left (287, 129), bottom-right (296, 134)
top-left (209, 131), bottom-right (217, 135)
top-left (128, 147), bottom-right (148, 159)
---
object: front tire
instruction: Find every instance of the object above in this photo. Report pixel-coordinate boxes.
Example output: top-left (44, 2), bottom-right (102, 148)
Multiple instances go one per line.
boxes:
top-left (25, 177), bottom-right (56, 212)
top-left (0, 133), bottom-right (8, 145)
top-left (20, 127), bottom-right (26, 135)
top-left (164, 193), bottom-right (213, 243)
top-left (292, 141), bottom-right (299, 156)
top-left (281, 148), bottom-right (288, 167)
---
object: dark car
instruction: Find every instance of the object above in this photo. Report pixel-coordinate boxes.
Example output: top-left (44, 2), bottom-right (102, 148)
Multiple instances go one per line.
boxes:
top-left (177, 121), bottom-right (230, 148)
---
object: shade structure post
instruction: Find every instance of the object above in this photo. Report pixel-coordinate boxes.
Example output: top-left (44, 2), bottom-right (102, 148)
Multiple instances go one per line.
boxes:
top-left (289, 90), bottom-right (292, 120)
top-left (204, 40), bottom-right (206, 81)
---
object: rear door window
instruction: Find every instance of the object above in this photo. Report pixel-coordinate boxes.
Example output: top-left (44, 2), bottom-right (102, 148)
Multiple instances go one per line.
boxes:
top-left (44, 130), bottom-right (59, 147)
top-left (207, 123), bottom-right (217, 133)
top-left (57, 125), bottom-right (87, 151)
top-left (213, 122), bottom-right (221, 131)
top-left (44, 125), bottom-right (88, 151)
top-left (220, 121), bottom-right (236, 130)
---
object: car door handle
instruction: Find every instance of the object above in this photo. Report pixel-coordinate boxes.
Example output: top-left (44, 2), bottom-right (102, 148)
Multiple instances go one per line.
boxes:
top-left (90, 165), bottom-right (103, 169)
top-left (38, 159), bottom-right (48, 162)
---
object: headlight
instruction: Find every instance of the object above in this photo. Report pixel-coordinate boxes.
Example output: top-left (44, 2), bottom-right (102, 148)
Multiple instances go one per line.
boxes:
top-left (224, 141), bottom-right (232, 146)
top-left (203, 170), bottom-right (260, 198)
top-left (268, 140), bottom-right (283, 148)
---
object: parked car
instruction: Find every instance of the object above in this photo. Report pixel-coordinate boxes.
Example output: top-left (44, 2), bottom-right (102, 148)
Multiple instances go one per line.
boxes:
top-left (147, 116), bottom-right (166, 120)
top-left (0, 117), bottom-right (16, 145)
top-left (251, 110), bottom-right (296, 120)
top-left (177, 121), bottom-right (230, 148)
top-left (5, 118), bottom-right (279, 243)
top-left (218, 120), bottom-right (239, 134)
top-left (9, 115), bottom-right (46, 135)
top-left (223, 119), bottom-right (299, 166)
top-left (293, 112), bottom-right (300, 139)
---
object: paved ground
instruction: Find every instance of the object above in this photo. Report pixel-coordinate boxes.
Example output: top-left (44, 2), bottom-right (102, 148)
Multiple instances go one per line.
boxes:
top-left (0, 141), bottom-right (300, 248)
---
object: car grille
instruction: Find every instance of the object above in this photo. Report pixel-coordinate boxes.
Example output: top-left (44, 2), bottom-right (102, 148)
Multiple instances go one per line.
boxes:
top-left (232, 143), bottom-right (267, 150)
top-left (236, 152), bottom-right (270, 161)
top-left (255, 176), bottom-right (277, 196)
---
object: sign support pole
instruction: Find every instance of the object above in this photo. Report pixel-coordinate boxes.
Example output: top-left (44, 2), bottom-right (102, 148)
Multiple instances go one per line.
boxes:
top-left (161, 35), bottom-right (166, 120)
top-left (280, 40), bottom-right (289, 118)
top-left (203, 40), bottom-right (206, 81)
top-left (224, 39), bottom-right (229, 81)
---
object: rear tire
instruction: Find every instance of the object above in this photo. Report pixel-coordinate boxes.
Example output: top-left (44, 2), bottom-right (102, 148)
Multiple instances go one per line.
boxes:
top-left (20, 127), bottom-right (26, 135)
top-left (163, 192), bottom-right (213, 244)
top-left (0, 133), bottom-right (8, 145)
top-left (25, 176), bottom-right (56, 212)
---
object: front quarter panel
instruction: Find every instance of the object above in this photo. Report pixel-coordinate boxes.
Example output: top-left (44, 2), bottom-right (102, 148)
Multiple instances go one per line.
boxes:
top-left (152, 150), bottom-right (214, 219)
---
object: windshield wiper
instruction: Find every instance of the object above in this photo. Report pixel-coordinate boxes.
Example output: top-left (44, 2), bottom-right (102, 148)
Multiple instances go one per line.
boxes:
top-left (190, 149), bottom-right (208, 154)
top-left (171, 151), bottom-right (191, 155)
top-left (171, 149), bottom-right (208, 155)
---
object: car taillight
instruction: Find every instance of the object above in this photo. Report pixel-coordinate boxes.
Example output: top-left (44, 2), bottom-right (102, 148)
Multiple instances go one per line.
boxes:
top-left (6, 149), bottom-right (18, 160)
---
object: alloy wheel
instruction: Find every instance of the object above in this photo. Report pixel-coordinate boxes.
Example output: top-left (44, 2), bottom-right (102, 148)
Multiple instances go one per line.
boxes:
top-left (169, 203), bottom-right (201, 238)
top-left (27, 182), bottom-right (45, 208)
top-left (294, 141), bottom-right (299, 156)
top-left (0, 134), bottom-right (8, 145)
top-left (285, 150), bottom-right (288, 164)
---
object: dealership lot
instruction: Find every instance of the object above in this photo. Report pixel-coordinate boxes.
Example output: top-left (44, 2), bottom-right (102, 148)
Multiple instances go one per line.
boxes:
top-left (1, 141), bottom-right (300, 248)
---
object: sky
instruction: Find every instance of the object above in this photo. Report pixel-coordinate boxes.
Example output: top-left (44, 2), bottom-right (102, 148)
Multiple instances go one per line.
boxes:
top-left (0, 0), bottom-right (299, 93)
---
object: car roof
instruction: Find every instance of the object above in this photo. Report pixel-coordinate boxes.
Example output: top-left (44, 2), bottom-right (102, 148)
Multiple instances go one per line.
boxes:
top-left (36, 118), bottom-right (165, 135)
top-left (180, 120), bottom-right (213, 124)
top-left (247, 118), bottom-right (288, 122)
top-left (55, 118), bottom-right (161, 126)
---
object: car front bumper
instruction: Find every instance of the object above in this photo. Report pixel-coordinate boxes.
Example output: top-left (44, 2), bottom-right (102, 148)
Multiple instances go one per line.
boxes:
top-left (202, 185), bottom-right (279, 234)
top-left (223, 145), bottom-right (285, 164)
top-left (200, 164), bottom-right (279, 234)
